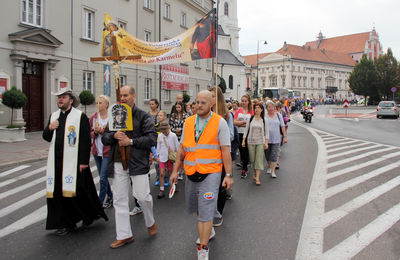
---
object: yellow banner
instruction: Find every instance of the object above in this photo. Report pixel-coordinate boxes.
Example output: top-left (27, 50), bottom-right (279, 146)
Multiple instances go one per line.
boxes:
top-left (101, 9), bottom-right (216, 65)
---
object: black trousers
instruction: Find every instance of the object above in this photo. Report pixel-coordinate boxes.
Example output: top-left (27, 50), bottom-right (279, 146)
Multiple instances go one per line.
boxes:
top-left (217, 167), bottom-right (227, 215)
top-left (238, 133), bottom-right (249, 171)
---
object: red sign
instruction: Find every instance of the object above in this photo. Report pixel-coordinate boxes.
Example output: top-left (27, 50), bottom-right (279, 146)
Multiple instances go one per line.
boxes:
top-left (0, 78), bottom-right (8, 98)
top-left (161, 64), bottom-right (189, 91)
top-left (343, 99), bottom-right (349, 108)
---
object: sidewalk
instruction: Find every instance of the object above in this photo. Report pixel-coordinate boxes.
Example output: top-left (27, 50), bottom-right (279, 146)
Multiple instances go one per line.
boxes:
top-left (0, 131), bottom-right (49, 167)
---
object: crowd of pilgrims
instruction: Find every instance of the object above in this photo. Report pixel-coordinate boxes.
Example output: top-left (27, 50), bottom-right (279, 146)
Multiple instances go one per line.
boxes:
top-left (91, 89), bottom-right (290, 216)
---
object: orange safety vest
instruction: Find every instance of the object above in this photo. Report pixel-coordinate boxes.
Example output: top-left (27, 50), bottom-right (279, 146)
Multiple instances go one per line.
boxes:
top-left (182, 113), bottom-right (223, 175)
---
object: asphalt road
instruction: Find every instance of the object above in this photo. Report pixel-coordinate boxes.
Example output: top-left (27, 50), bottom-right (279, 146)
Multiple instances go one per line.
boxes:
top-left (0, 122), bottom-right (317, 260)
top-left (2, 106), bottom-right (400, 259)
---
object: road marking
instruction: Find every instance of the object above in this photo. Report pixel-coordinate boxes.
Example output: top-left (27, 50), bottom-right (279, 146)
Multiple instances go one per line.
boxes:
top-left (327, 146), bottom-right (392, 165)
top-left (0, 166), bottom-right (97, 218)
top-left (324, 138), bottom-right (350, 145)
top-left (0, 165), bottom-right (30, 178)
top-left (325, 140), bottom-right (360, 149)
top-left (0, 176), bottom-right (46, 200)
top-left (326, 152), bottom-right (400, 181)
top-left (0, 166), bottom-right (46, 188)
top-left (328, 145), bottom-right (395, 169)
top-left (328, 142), bottom-right (373, 153)
top-left (294, 121), bottom-right (327, 260)
top-left (325, 161), bottom-right (400, 198)
top-left (323, 175), bottom-right (400, 228)
top-left (321, 136), bottom-right (340, 141)
top-left (322, 201), bottom-right (400, 260)
top-left (0, 170), bottom-right (99, 239)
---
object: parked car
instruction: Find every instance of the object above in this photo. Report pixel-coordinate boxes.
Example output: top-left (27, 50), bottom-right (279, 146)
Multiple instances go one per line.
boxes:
top-left (376, 101), bottom-right (399, 118)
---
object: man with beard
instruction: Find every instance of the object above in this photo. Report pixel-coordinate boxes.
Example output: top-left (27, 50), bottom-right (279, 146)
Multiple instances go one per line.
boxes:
top-left (43, 87), bottom-right (108, 236)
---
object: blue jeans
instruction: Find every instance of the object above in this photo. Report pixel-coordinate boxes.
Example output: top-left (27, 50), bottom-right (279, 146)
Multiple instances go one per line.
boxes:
top-left (94, 155), bottom-right (113, 204)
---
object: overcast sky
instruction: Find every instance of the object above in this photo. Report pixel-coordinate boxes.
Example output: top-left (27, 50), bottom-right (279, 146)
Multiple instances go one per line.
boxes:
top-left (237, 0), bottom-right (400, 60)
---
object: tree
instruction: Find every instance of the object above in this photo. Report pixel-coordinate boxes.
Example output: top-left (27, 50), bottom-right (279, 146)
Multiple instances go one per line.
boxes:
top-left (182, 93), bottom-right (190, 103)
top-left (218, 75), bottom-right (226, 93)
top-left (348, 55), bottom-right (379, 106)
top-left (79, 90), bottom-right (95, 114)
top-left (1, 86), bottom-right (27, 127)
top-left (375, 48), bottom-right (400, 100)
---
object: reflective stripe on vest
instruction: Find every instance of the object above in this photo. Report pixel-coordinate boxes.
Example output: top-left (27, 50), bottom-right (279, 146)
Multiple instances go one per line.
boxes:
top-left (182, 113), bottom-right (223, 175)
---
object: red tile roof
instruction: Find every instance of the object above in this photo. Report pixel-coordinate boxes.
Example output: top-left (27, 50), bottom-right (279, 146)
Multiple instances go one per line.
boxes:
top-left (305, 32), bottom-right (370, 54)
top-left (242, 53), bottom-right (272, 66)
top-left (276, 44), bottom-right (356, 67)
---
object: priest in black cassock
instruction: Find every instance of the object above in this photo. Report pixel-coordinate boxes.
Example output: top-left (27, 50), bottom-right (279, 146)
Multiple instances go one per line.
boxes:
top-left (43, 87), bottom-right (108, 236)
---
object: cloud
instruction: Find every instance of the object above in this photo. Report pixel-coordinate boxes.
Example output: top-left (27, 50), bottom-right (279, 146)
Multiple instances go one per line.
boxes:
top-left (238, 0), bottom-right (400, 59)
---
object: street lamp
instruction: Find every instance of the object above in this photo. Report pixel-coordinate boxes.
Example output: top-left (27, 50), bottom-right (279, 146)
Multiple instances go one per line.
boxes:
top-left (255, 40), bottom-right (267, 98)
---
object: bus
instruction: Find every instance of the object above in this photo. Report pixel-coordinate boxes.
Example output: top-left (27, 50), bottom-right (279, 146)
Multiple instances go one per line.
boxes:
top-left (261, 88), bottom-right (289, 100)
top-left (288, 90), bottom-right (294, 99)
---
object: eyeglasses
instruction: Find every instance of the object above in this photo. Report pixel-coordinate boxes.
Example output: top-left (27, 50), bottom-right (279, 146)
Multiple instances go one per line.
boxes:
top-left (196, 101), bottom-right (208, 105)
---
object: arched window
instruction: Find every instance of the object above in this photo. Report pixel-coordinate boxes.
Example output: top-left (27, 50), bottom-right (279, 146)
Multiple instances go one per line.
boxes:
top-left (224, 2), bottom-right (229, 16)
top-left (229, 75), bottom-right (233, 89)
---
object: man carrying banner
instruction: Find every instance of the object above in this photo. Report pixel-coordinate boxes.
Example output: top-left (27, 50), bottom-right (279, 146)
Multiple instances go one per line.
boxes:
top-left (43, 87), bottom-right (108, 236)
top-left (170, 90), bottom-right (233, 260)
top-left (102, 85), bottom-right (158, 249)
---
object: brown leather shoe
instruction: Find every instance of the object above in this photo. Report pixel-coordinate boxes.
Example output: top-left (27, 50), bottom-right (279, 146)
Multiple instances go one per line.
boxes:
top-left (147, 222), bottom-right (158, 236)
top-left (110, 237), bottom-right (134, 249)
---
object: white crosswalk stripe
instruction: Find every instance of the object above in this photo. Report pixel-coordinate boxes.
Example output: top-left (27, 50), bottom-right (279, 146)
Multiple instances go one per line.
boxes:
top-left (294, 121), bottom-right (400, 260)
top-left (0, 164), bottom-right (99, 239)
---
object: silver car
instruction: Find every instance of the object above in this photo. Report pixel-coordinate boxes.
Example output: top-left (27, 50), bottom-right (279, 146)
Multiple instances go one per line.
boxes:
top-left (377, 101), bottom-right (399, 118)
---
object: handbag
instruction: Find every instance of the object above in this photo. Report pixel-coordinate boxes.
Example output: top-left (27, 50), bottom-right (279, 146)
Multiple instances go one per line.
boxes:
top-left (163, 137), bottom-right (177, 162)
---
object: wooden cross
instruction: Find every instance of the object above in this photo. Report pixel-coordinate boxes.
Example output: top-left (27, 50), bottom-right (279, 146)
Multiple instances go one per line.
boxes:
top-left (90, 35), bottom-right (142, 170)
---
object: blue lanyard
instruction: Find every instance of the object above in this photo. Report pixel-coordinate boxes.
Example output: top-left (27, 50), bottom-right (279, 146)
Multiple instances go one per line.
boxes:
top-left (195, 112), bottom-right (212, 143)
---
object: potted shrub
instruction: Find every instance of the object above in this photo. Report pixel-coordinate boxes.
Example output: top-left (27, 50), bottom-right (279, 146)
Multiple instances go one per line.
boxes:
top-left (79, 90), bottom-right (95, 114)
top-left (0, 86), bottom-right (27, 142)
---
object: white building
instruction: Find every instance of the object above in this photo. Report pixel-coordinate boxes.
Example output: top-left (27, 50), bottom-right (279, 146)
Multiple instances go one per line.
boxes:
top-left (0, 0), bottom-right (216, 131)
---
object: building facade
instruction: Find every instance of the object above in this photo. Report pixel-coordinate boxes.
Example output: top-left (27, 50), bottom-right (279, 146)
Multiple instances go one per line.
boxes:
top-left (0, 0), bottom-right (215, 130)
top-left (243, 29), bottom-right (383, 100)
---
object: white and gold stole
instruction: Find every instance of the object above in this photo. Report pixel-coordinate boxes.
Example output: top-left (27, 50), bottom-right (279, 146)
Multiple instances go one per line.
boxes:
top-left (46, 107), bottom-right (82, 198)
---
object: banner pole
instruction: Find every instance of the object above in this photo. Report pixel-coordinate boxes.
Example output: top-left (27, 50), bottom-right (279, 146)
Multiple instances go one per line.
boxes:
top-left (214, 5), bottom-right (219, 114)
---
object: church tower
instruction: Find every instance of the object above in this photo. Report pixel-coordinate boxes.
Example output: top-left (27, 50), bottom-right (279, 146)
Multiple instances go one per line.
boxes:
top-left (218, 0), bottom-right (240, 55)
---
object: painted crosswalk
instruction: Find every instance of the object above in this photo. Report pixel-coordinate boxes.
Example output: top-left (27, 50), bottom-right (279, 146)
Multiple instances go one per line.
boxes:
top-left (0, 162), bottom-right (99, 239)
top-left (295, 123), bottom-right (400, 260)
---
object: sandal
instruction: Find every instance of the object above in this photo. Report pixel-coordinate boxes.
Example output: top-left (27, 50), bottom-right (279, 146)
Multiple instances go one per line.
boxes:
top-left (255, 180), bottom-right (261, 185)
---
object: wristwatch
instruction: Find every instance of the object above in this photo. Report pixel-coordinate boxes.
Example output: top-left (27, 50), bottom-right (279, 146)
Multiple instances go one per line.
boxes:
top-left (130, 139), bottom-right (133, 146)
top-left (226, 173), bottom-right (233, 177)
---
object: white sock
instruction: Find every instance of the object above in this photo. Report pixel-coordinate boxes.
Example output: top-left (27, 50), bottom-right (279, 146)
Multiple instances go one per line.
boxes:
top-left (160, 186), bottom-right (165, 191)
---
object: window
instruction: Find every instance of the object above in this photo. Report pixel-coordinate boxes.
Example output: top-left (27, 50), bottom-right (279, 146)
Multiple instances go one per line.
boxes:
top-left (83, 9), bottom-right (94, 40)
top-left (144, 78), bottom-right (151, 100)
top-left (164, 3), bottom-right (171, 19)
top-left (120, 75), bottom-right (127, 87)
top-left (164, 89), bottom-right (171, 101)
top-left (270, 75), bottom-right (277, 87)
top-left (144, 0), bottom-right (151, 9)
top-left (195, 59), bottom-right (200, 68)
top-left (181, 12), bottom-right (187, 27)
top-left (262, 78), bottom-right (265, 87)
top-left (206, 59), bottom-right (211, 70)
top-left (83, 71), bottom-right (94, 93)
top-left (22, 0), bottom-right (42, 26)
top-left (118, 21), bottom-right (127, 30)
top-left (144, 31), bottom-right (151, 42)
top-left (229, 75), bottom-right (233, 89)
top-left (303, 77), bottom-right (306, 88)
top-left (282, 75), bottom-right (286, 87)
top-left (224, 2), bottom-right (229, 16)
top-left (292, 76), bottom-right (296, 87)
top-left (196, 84), bottom-right (200, 95)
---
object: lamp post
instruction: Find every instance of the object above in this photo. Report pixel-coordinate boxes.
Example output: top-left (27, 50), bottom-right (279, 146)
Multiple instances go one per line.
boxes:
top-left (255, 40), bottom-right (267, 98)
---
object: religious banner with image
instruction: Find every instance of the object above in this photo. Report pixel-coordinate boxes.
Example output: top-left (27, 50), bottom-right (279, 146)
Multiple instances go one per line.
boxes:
top-left (108, 103), bottom-right (133, 131)
top-left (101, 9), bottom-right (216, 65)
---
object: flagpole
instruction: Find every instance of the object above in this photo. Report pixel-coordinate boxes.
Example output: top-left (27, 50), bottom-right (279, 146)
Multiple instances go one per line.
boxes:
top-left (214, 4), bottom-right (219, 114)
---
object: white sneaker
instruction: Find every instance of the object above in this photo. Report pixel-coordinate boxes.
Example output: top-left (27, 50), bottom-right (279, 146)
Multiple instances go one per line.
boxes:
top-left (196, 227), bottom-right (215, 244)
top-left (178, 173), bottom-right (184, 180)
top-left (197, 245), bottom-right (209, 260)
top-left (129, 206), bottom-right (143, 216)
top-left (266, 168), bottom-right (272, 174)
top-left (271, 172), bottom-right (277, 178)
